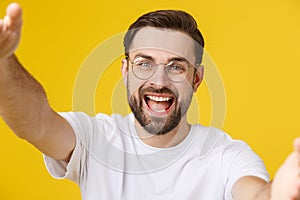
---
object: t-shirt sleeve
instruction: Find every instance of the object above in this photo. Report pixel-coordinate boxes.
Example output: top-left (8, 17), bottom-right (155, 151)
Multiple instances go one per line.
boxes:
top-left (43, 112), bottom-right (93, 185)
top-left (222, 139), bottom-right (270, 200)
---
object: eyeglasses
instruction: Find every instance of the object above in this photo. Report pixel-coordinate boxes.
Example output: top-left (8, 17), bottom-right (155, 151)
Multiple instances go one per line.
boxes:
top-left (126, 56), bottom-right (198, 82)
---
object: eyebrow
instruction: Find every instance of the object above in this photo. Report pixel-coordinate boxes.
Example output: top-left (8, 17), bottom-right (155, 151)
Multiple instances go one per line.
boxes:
top-left (133, 53), bottom-right (154, 61)
top-left (167, 57), bottom-right (189, 63)
top-left (133, 53), bottom-right (189, 63)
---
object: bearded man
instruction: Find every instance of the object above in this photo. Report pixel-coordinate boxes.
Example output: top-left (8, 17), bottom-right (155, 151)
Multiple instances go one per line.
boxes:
top-left (0, 3), bottom-right (300, 200)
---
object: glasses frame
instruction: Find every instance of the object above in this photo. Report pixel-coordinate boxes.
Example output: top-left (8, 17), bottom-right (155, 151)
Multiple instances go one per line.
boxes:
top-left (126, 55), bottom-right (199, 83)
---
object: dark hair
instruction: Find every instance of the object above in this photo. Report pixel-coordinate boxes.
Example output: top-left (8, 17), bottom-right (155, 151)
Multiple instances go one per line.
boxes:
top-left (123, 10), bottom-right (205, 64)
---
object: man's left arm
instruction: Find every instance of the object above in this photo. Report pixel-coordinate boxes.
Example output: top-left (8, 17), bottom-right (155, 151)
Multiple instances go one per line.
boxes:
top-left (232, 138), bottom-right (300, 200)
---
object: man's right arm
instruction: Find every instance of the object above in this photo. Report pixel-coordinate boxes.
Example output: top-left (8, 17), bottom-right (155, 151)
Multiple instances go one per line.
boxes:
top-left (0, 3), bottom-right (75, 162)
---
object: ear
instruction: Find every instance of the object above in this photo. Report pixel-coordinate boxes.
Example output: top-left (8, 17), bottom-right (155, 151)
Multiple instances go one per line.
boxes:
top-left (193, 65), bottom-right (204, 92)
top-left (121, 58), bottom-right (129, 85)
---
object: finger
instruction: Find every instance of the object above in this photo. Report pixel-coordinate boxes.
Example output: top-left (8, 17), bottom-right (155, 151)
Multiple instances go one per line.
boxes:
top-left (5, 3), bottom-right (22, 31)
top-left (294, 138), bottom-right (300, 152)
top-left (6, 3), bottom-right (22, 20)
top-left (0, 20), bottom-right (3, 33)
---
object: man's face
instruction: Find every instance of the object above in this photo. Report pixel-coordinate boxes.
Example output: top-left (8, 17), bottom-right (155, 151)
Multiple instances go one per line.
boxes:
top-left (122, 28), bottom-right (203, 135)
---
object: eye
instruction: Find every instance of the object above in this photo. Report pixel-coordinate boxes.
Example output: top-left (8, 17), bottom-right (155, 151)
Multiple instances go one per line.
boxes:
top-left (167, 62), bottom-right (186, 74)
top-left (134, 59), bottom-right (153, 69)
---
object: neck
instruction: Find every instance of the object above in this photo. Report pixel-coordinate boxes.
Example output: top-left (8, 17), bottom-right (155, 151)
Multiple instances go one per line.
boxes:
top-left (134, 116), bottom-right (191, 148)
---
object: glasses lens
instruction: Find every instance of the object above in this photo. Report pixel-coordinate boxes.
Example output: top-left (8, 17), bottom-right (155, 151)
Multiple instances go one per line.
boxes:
top-left (132, 58), bottom-right (155, 79)
top-left (130, 57), bottom-right (190, 82)
top-left (166, 61), bottom-right (189, 82)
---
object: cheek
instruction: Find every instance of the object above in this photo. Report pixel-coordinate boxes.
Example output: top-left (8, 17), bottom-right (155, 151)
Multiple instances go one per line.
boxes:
top-left (177, 78), bottom-right (194, 95)
top-left (127, 73), bottom-right (145, 98)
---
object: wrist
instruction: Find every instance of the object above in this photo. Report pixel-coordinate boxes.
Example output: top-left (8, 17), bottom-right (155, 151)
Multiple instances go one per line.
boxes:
top-left (0, 54), bottom-right (17, 66)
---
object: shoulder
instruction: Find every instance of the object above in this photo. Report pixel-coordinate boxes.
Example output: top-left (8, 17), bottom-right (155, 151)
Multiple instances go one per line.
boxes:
top-left (55, 112), bottom-right (133, 137)
top-left (58, 112), bottom-right (133, 127)
top-left (191, 125), bottom-right (252, 158)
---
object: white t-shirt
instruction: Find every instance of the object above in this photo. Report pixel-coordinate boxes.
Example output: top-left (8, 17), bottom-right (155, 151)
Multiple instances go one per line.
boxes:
top-left (44, 112), bottom-right (269, 200)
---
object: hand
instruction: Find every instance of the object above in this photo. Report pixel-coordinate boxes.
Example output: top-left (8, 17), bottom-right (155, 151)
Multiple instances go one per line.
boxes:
top-left (0, 3), bottom-right (22, 60)
top-left (271, 138), bottom-right (300, 200)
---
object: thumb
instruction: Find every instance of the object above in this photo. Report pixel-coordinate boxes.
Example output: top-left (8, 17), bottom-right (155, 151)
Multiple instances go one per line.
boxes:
top-left (5, 2), bottom-right (22, 31)
top-left (293, 138), bottom-right (300, 168)
top-left (294, 138), bottom-right (300, 152)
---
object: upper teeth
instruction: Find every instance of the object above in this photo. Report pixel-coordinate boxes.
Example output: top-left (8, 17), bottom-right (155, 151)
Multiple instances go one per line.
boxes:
top-left (147, 96), bottom-right (172, 102)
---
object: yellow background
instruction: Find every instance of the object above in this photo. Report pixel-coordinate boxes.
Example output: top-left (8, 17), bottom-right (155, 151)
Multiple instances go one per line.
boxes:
top-left (1, 0), bottom-right (300, 199)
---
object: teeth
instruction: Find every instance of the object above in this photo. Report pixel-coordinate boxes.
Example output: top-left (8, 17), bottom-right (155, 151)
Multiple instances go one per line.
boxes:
top-left (147, 96), bottom-right (172, 102)
top-left (153, 109), bottom-right (165, 113)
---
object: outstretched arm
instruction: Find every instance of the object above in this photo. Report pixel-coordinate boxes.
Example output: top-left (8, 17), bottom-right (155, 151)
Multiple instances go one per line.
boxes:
top-left (0, 3), bottom-right (75, 162)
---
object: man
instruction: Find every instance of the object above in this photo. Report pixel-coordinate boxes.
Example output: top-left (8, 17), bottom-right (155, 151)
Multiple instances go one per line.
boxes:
top-left (0, 2), bottom-right (300, 200)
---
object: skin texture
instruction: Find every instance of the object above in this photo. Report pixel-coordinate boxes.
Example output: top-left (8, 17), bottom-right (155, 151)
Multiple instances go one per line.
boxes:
top-left (122, 48), bottom-right (203, 147)
top-left (1, 3), bottom-right (300, 199)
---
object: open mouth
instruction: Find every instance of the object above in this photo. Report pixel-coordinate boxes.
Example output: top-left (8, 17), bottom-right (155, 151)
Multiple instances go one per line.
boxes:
top-left (144, 94), bottom-right (175, 114)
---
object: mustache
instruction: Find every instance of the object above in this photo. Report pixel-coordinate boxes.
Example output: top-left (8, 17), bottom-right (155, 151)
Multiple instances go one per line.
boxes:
top-left (140, 86), bottom-right (177, 97)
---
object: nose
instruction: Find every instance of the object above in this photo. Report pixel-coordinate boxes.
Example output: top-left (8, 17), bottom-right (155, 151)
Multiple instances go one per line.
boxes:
top-left (149, 65), bottom-right (170, 86)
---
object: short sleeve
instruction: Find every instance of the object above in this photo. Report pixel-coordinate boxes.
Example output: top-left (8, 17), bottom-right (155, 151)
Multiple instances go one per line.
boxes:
top-left (43, 112), bottom-right (94, 184)
top-left (222, 140), bottom-right (270, 200)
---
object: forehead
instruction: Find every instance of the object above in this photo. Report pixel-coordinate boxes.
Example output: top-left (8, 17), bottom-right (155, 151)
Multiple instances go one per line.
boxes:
top-left (129, 27), bottom-right (196, 64)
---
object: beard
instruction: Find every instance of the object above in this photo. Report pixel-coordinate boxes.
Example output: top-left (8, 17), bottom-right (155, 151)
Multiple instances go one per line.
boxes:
top-left (128, 84), bottom-right (193, 135)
